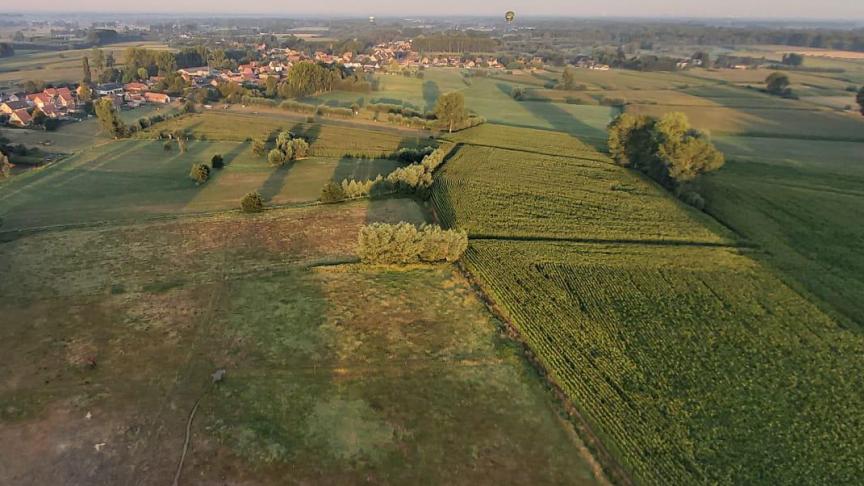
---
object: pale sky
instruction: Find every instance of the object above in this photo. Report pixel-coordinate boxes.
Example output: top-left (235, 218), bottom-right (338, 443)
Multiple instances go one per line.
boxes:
top-left (9, 1), bottom-right (864, 20)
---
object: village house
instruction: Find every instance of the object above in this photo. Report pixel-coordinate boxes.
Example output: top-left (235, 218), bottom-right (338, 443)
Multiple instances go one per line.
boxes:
top-left (0, 100), bottom-right (30, 115)
top-left (9, 108), bottom-right (33, 127)
top-left (124, 82), bottom-right (149, 95)
top-left (143, 92), bottom-right (171, 104)
top-left (96, 82), bottom-right (124, 96)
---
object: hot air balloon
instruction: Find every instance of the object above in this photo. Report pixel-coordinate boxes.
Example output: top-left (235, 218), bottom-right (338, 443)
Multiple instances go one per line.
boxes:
top-left (505, 11), bottom-right (516, 24)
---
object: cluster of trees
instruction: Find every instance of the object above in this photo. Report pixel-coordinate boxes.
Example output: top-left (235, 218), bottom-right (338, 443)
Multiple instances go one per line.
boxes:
top-left (321, 146), bottom-right (449, 202)
top-left (357, 223), bottom-right (468, 264)
top-left (765, 72), bottom-right (794, 98)
top-left (0, 43), bottom-right (13, 58)
top-left (266, 130), bottom-right (309, 166)
top-left (188, 152), bottom-right (226, 185)
top-left (275, 62), bottom-right (370, 98)
top-left (608, 112), bottom-right (725, 207)
top-left (782, 53), bottom-right (805, 67)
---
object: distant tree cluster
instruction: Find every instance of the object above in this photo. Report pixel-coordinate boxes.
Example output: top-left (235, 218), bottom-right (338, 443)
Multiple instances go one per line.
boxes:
top-left (412, 32), bottom-right (497, 53)
top-left (765, 72), bottom-right (794, 98)
top-left (781, 53), bottom-right (805, 67)
top-left (608, 112), bottom-right (725, 203)
top-left (357, 223), bottom-right (468, 264)
top-left (0, 43), bottom-right (14, 58)
top-left (267, 130), bottom-right (309, 166)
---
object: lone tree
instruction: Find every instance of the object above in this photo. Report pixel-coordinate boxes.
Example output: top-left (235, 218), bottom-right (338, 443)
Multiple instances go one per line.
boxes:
top-left (82, 56), bottom-right (92, 84)
top-left (211, 154), bottom-right (224, 169)
top-left (765, 72), bottom-right (791, 97)
top-left (435, 92), bottom-right (467, 133)
top-left (94, 98), bottom-right (126, 138)
top-left (561, 66), bottom-right (578, 90)
top-left (857, 86), bottom-right (864, 116)
top-left (240, 191), bottom-right (264, 212)
top-left (189, 163), bottom-right (210, 185)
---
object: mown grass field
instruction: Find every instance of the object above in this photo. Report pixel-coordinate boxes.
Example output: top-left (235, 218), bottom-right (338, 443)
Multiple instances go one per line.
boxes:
top-left (431, 123), bottom-right (864, 485)
top-left (0, 202), bottom-right (600, 484)
top-left (138, 111), bottom-right (436, 156)
top-left (0, 138), bottom-right (404, 230)
top-left (432, 144), bottom-right (732, 244)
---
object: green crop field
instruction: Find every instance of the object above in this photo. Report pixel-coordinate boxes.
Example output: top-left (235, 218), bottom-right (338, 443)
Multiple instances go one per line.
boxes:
top-left (431, 144), bottom-right (733, 244)
top-left (0, 202), bottom-right (600, 484)
top-left (700, 141), bottom-right (864, 327)
top-left (463, 240), bottom-right (864, 485)
top-left (441, 123), bottom-right (608, 157)
top-left (0, 139), bottom-right (402, 230)
top-left (430, 121), bottom-right (864, 485)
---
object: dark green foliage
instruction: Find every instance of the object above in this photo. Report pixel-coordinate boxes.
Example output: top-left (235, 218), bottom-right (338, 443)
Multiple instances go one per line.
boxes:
top-left (240, 191), bottom-right (264, 212)
top-left (319, 182), bottom-right (347, 203)
top-left (94, 98), bottom-right (126, 138)
top-left (608, 112), bottom-right (725, 189)
top-left (765, 72), bottom-right (792, 97)
top-left (189, 163), bottom-right (210, 184)
top-left (781, 53), bottom-right (804, 66)
top-left (82, 56), bottom-right (92, 84)
top-left (357, 223), bottom-right (468, 264)
top-left (857, 86), bottom-right (864, 116)
top-left (211, 154), bottom-right (224, 169)
top-left (435, 92), bottom-right (467, 133)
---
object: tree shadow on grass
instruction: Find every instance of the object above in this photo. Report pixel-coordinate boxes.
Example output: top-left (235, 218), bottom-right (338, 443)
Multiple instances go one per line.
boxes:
top-left (290, 123), bottom-right (322, 145)
top-left (423, 80), bottom-right (440, 112)
top-left (332, 157), bottom-right (399, 183)
top-left (258, 162), bottom-right (297, 202)
top-left (494, 83), bottom-right (610, 151)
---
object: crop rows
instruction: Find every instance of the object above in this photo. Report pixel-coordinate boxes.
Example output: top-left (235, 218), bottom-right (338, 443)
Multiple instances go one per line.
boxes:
top-left (464, 240), bottom-right (864, 485)
top-left (441, 123), bottom-right (607, 157)
top-left (431, 145), bottom-right (734, 244)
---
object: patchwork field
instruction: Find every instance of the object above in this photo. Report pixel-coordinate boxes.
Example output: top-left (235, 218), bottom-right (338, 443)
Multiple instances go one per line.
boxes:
top-left (431, 124), bottom-right (864, 485)
top-left (0, 202), bottom-right (600, 484)
top-left (0, 42), bottom-right (172, 88)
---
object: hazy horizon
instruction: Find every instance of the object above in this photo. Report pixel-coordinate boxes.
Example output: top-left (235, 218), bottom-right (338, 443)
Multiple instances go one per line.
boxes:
top-left (7, 1), bottom-right (864, 21)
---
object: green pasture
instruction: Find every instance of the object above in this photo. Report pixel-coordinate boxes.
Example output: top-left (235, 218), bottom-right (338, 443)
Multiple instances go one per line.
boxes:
top-left (0, 139), bottom-right (401, 230)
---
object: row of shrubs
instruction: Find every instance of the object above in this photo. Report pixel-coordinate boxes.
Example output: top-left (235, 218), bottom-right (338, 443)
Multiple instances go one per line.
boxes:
top-left (357, 223), bottom-right (468, 264)
top-left (320, 146), bottom-right (450, 202)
